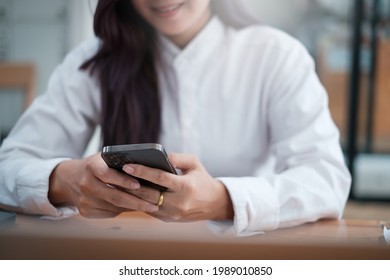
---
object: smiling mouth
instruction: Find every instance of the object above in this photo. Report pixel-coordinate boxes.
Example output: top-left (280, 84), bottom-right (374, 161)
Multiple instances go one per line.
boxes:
top-left (151, 3), bottom-right (183, 16)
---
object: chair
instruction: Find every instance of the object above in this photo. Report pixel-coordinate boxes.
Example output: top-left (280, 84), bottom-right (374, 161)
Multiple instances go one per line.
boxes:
top-left (0, 62), bottom-right (36, 142)
top-left (0, 62), bottom-right (36, 110)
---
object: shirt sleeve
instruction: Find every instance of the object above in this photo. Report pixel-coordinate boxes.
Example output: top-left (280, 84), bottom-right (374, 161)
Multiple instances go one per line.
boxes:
top-left (215, 40), bottom-right (351, 236)
top-left (0, 40), bottom-right (100, 217)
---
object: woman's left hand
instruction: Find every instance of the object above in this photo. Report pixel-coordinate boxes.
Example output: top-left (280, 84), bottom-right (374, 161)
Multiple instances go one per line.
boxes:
top-left (122, 153), bottom-right (234, 222)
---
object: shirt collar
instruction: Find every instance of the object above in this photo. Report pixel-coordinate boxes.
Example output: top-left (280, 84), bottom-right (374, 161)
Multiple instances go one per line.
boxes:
top-left (158, 16), bottom-right (225, 65)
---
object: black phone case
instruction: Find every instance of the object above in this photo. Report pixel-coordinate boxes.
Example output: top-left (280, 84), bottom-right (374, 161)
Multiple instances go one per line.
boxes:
top-left (101, 143), bottom-right (176, 191)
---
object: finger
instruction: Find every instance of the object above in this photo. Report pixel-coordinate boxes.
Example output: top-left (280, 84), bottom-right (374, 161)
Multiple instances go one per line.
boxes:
top-left (122, 164), bottom-right (180, 192)
top-left (86, 154), bottom-right (141, 191)
top-left (77, 178), bottom-right (137, 213)
top-left (94, 166), bottom-right (140, 191)
top-left (85, 176), bottom-right (158, 212)
top-left (76, 194), bottom-right (124, 219)
top-left (97, 184), bottom-right (159, 213)
top-left (168, 153), bottom-right (199, 171)
top-left (125, 186), bottom-right (161, 205)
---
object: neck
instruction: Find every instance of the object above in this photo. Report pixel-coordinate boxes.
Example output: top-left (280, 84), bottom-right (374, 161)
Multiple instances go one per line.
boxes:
top-left (169, 8), bottom-right (212, 49)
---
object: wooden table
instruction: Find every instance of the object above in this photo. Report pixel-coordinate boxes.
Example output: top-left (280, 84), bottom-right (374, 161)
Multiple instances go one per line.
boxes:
top-left (0, 213), bottom-right (389, 260)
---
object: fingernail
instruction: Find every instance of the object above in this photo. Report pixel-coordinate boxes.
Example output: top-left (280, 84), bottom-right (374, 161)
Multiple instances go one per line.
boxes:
top-left (123, 165), bottom-right (134, 174)
top-left (146, 204), bottom-right (159, 213)
top-left (129, 182), bottom-right (140, 190)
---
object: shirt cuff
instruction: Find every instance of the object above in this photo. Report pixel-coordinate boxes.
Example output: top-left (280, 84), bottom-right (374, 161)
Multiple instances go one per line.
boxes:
top-left (216, 176), bottom-right (280, 235)
top-left (16, 157), bottom-right (77, 218)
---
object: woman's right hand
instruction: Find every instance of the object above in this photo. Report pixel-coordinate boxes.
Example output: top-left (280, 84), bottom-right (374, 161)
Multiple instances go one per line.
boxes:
top-left (48, 153), bottom-right (161, 218)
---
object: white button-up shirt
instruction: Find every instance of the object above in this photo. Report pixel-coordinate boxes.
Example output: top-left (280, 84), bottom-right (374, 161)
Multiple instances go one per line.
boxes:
top-left (0, 17), bottom-right (351, 235)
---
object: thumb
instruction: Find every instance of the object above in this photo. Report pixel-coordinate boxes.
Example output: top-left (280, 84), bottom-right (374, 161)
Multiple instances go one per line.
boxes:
top-left (168, 153), bottom-right (199, 172)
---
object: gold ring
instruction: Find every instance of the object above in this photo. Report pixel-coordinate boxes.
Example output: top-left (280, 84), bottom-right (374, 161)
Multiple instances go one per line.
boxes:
top-left (157, 192), bottom-right (164, 207)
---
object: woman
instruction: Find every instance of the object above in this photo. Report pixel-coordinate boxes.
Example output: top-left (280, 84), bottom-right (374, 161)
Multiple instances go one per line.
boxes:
top-left (0, 0), bottom-right (350, 235)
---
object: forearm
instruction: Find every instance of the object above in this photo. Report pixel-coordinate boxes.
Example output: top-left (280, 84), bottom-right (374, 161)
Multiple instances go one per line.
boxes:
top-left (0, 154), bottom-right (73, 216)
top-left (217, 160), bottom-right (351, 234)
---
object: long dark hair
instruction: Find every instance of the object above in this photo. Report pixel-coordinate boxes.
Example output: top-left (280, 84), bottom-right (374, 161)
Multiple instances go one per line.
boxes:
top-left (81, 0), bottom-right (161, 146)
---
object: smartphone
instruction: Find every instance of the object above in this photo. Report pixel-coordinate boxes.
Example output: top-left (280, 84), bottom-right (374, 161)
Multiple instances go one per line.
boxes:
top-left (101, 143), bottom-right (177, 191)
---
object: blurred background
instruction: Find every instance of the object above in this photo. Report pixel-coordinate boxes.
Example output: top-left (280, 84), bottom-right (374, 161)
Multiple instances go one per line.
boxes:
top-left (0, 0), bottom-right (389, 217)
